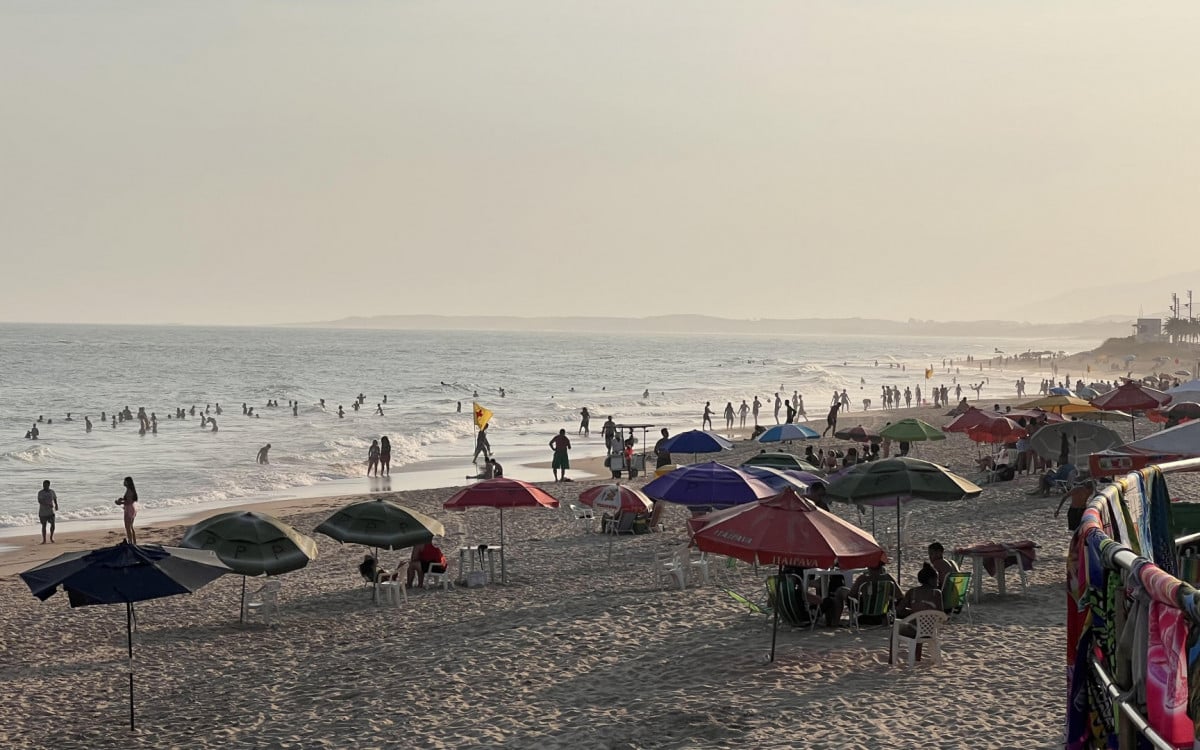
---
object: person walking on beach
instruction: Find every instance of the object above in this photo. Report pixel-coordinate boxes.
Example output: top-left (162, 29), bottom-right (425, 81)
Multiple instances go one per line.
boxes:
top-left (738, 400), bottom-right (749, 429)
top-left (38, 480), bottom-right (58, 544)
top-left (549, 429), bottom-right (572, 482)
top-left (723, 402), bottom-right (735, 430)
top-left (579, 407), bottom-right (590, 436)
top-left (773, 393), bottom-right (782, 424)
top-left (702, 402), bottom-right (714, 430)
top-left (367, 439), bottom-right (380, 476)
top-left (115, 477), bottom-right (138, 545)
top-left (379, 436), bottom-right (391, 476)
top-left (601, 417), bottom-right (616, 452)
top-left (256, 444), bottom-right (271, 464)
top-left (474, 423), bottom-right (492, 463)
top-left (823, 400), bottom-right (842, 437)
top-left (785, 400), bottom-right (796, 424)
top-left (752, 396), bottom-right (761, 426)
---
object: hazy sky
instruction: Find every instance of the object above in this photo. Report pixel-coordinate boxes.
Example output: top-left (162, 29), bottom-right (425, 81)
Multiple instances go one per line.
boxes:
top-left (3, 1), bottom-right (1200, 326)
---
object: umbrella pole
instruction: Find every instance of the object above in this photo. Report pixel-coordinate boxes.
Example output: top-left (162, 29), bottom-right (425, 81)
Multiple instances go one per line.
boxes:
top-left (769, 564), bottom-right (781, 663)
top-left (240, 575), bottom-right (247, 623)
top-left (1131, 414), bottom-right (1137, 440)
top-left (500, 508), bottom-right (506, 584)
top-left (127, 601), bottom-right (135, 731)
top-left (896, 501), bottom-right (902, 586)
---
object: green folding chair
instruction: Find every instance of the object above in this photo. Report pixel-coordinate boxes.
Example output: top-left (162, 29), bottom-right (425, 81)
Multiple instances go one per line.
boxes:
top-left (942, 571), bottom-right (973, 623)
top-left (847, 580), bottom-right (896, 630)
top-left (724, 588), bottom-right (772, 628)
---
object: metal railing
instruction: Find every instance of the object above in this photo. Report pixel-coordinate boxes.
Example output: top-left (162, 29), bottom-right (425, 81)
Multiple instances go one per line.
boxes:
top-left (1079, 456), bottom-right (1200, 750)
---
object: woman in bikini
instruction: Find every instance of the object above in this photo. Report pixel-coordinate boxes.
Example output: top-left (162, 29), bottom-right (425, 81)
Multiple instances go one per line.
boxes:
top-left (115, 476), bottom-right (138, 544)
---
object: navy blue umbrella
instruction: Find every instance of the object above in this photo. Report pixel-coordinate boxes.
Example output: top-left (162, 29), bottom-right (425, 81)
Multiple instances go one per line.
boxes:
top-left (740, 465), bottom-right (815, 493)
top-left (641, 461), bottom-right (775, 508)
top-left (20, 542), bottom-right (230, 730)
top-left (658, 430), bottom-right (734, 454)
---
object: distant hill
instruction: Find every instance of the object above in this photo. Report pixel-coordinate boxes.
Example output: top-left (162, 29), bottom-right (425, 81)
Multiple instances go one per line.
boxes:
top-left (1005, 269), bottom-right (1200, 323)
top-left (285, 313), bottom-right (1131, 340)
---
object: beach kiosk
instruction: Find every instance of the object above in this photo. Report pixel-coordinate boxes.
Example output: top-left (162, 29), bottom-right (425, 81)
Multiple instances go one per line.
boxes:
top-left (609, 423), bottom-right (654, 479)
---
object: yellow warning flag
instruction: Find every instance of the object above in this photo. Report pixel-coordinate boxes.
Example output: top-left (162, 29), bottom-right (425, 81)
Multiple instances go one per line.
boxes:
top-left (925, 368), bottom-right (934, 380)
top-left (473, 402), bottom-right (493, 430)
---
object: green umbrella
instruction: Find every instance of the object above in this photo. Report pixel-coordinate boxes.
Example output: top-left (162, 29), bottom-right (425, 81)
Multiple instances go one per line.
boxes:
top-left (825, 458), bottom-right (982, 582)
top-left (181, 511), bottom-right (319, 621)
top-left (878, 418), bottom-right (945, 443)
top-left (315, 499), bottom-right (445, 602)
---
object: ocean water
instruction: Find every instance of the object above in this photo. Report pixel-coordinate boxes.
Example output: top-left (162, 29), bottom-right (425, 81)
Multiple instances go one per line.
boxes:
top-left (0, 324), bottom-right (1095, 529)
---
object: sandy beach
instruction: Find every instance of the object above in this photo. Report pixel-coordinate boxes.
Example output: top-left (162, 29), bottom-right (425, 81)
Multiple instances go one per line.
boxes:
top-left (0, 402), bottom-right (1144, 748)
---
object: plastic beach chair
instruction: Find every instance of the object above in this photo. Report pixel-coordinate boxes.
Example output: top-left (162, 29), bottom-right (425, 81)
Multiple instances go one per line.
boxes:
top-left (941, 571), bottom-right (972, 623)
top-left (724, 588), bottom-right (772, 627)
top-left (890, 610), bottom-right (948, 666)
top-left (848, 580), bottom-right (896, 631)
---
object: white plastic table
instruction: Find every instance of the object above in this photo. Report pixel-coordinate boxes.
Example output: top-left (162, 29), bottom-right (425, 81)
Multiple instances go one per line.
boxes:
top-left (459, 544), bottom-right (504, 584)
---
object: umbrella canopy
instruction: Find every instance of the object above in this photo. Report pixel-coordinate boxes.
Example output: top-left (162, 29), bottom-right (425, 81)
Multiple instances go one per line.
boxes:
top-left (878, 418), bottom-right (945, 442)
top-left (756, 424), bottom-right (820, 442)
top-left (1049, 386), bottom-right (1072, 396)
top-left (20, 542), bottom-right (230, 730)
top-left (1074, 409), bottom-right (1133, 423)
top-left (740, 465), bottom-right (816, 493)
top-left (1167, 401), bottom-right (1200, 421)
top-left (1112, 420), bottom-right (1200, 458)
top-left (641, 461), bottom-right (776, 508)
top-left (1167, 379), bottom-right (1200, 402)
top-left (181, 511), bottom-right (318, 577)
top-left (1076, 387), bottom-right (1100, 400)
top-left (443, 478), bottom-right (560, 584)
top-left (966, 416), bottom-right (1026, 444)
top-left (579, 484), bottom-right (653, 514)
top-left (692, 488), bottom-right (886, 662)
top-left (1090, 381), bottom-right (1172, 412)
top-left (657, 430), bottom-right (734, 454)
top-left (1019, 395), bottom-right (1098, 415)
top-left (833, 425), bottom-right (882, 444)
top-left (741, 452), bottom-right (825, 475)
top-left (315, 498), bottom-right (445, 551)
top-left (943, 407), bottom-right (1001, 435)
top-left (825, 458), bottom-right (981, 583)
top-left (1027, 421), bottom-right (1123, 462)
top-left (1002, 408), bottom-right (1067, 423)
top-left (1175, 370), bottom-right (1193, 377)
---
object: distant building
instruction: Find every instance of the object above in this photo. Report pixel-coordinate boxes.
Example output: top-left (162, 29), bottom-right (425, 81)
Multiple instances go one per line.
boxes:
top-left (1135, 318), bottom-right (1165, 343)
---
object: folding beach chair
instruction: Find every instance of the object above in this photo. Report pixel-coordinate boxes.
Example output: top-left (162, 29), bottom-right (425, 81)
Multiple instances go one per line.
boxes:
top-left (724, 588), bottom-right (772, 628)
top-left (941, 571), bottom-right (972, 623)
top-left (848, 580), bottom-right (896, 631)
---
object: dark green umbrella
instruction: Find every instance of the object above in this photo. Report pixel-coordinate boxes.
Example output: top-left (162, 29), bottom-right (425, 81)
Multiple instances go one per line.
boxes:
top-left (181, 511), bottom-right (319, 621)
top-left (315, 499), bottom-right (445, 601)
top-left (825, 458), bottom-right (982, 582)
top-left (878, 418), bottom-right (945, 443)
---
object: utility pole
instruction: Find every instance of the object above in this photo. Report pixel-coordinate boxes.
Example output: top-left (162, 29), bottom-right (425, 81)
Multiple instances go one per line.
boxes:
top-left (1171, 292), bottom-right (1180, 319)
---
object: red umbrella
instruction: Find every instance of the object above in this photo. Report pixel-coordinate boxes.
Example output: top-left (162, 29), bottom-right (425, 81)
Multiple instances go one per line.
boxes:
top-left (692, 488), bottom-right (886, 662)
top-left (833, 425), bottom-right (881, 444)
top-left (1090, 381), bottom-right (1172, 438)
top-left (966, 416), bottom-right (1026, 445)
top-left (579, 484), bottom-right (653, 514)
top-left (1003, 408), bottom-right (1066, 424)
top-left (443, 478), bottom-right (560, 583)
top-left (943, 408), bottom-right (1001, 435)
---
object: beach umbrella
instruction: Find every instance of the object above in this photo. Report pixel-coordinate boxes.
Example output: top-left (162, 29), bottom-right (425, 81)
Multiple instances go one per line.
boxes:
top-left (1167, 401), bottom-right (1200, 422)
top-left (443, 478), bottom-right (560, 583)
top-left (1019, 395), bottom-right (1098, 416)
top-left (1175, 370), bottom-right (1193, 377)
top-left (943, 407), bottom-right (1001, 435)
top-left (1090, 380), bottom-right (1172, 438)
top-left (825, 458), bottom-right (982, 582)
top-left (658, 430), bottom-right (734, 462)
top-left (1049, 386), bottom-right (1072, 396)
top-left (181, 511), bottom-right (319, 622)
top-left (1028, 421), bottom-right (1123, 463)
top-left (757, 424), bottom-right (820, 443)
top-left (966, 416), bottom-right (1026, 445)
top-left (1001, 408), bottom-right (1066, 424)
top-left (740, 465), bottom-right (818, 493)
top-left (741, 452), bottom-right (825, 475)
top-left (833, 425), bottom-right (882, 444)
top-left (1076, 387), bottom-right (1100, 400)
top-left (315, 498), bottom-right (446, 601)
top-left (641, 461), bottom-right (776, 509)
top-left (691, 488), bottom-right (886, 662)
top-left (878, 418), bottom-right (945, 443)
top-left (1074, 409), bottom-right (1133, 423)
top-left (579, 484), bottom-right (653, 514)
top-left (20, 542), bottom-right (230, 730)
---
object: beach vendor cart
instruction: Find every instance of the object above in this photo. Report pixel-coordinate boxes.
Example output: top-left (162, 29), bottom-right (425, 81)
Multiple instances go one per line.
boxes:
top-left (608, 423), bottom-right (654, 479)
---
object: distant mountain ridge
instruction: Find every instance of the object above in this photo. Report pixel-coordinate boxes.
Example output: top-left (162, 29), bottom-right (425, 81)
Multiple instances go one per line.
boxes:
top-left (286, 313), bottom-right (1131, 339)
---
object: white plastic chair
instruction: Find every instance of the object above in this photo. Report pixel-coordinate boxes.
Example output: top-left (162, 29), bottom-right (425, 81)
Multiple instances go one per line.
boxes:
top-left (567, 503), bottom-right (595, 533)
top-left (890, 610), bottom-right (948, 666)
top-left (243, 579), bottom-right (281, 625)
top-left (423, 563), bottom-right (454, 591)
top-left (688, 550), bottom-right (711, 587)
top-left (654, 550), bottom-right (687, 590)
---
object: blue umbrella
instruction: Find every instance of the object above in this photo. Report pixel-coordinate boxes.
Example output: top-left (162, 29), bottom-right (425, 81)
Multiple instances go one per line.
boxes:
top-left (20, 542), bottom-right (231, 730)
top-left (641, 461), bottom-right (775, 508)
top-left (659, 430), bottom-right (734, 455)
top-left (1049, 387), bottom-right (1072, 396)
top-left (740, 465), bottom-right (816, 493)
top-left (757, 424), bottom-right (820, 442)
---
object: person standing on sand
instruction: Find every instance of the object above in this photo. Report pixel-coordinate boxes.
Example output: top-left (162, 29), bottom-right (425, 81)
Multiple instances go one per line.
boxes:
top-left (474, 423), bottom-right (492, 462)
top-left (367, 439), bottom-right (380, 476)
top-left (256, 444), bottom-right (271, 464)
top-left (773, 393), bottom-right (782, 424)
top-left (115, 477), bottom-right (137, 545)
top-left (654, 428), bottom-right (672, 468)
top-left (785, 400), bottom-right (796, 424)
top-left (602, 417), bottom-right (616, 452)
top-left (38, 480), bottom-right (58, 544)
top-left (723, 402), bottom-right (735, 430)
top-left (549, 429), bottom-right (572, 482)
top-left (579, 407), bottom-right (590, 436)
top-left (737, 400), bottom-right (749, 428)
top-left (702, 402), bottom-right (714, 430)
top-left (380, 436), bottom-right (391, 476)
top-left (752, 396), bottom-right (761, 426)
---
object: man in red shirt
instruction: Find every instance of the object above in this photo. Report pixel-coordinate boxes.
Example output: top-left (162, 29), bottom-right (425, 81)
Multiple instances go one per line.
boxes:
top-left (549, 429), bottom-right (572, 482)
top-left (408, 543), bottom-right (448, 588)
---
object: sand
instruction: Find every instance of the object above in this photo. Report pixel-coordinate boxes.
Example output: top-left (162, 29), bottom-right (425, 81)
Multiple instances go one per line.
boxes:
top-left (0, 402), bottom-right (1163, 749)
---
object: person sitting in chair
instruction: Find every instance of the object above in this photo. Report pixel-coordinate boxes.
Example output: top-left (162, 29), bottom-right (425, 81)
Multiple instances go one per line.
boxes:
top-left (825, 564), bottom-right (899, 627)
top-left (895, 564), bottom-right (945, 654)
top-left (407, 542), bottom-right (448, 588)
top-left (926, 542), bottom-right (959, 588)
top-left (358, 554), bottom-right (398, 583)
top-left (1038, 463), bottom-right (1078, 497)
